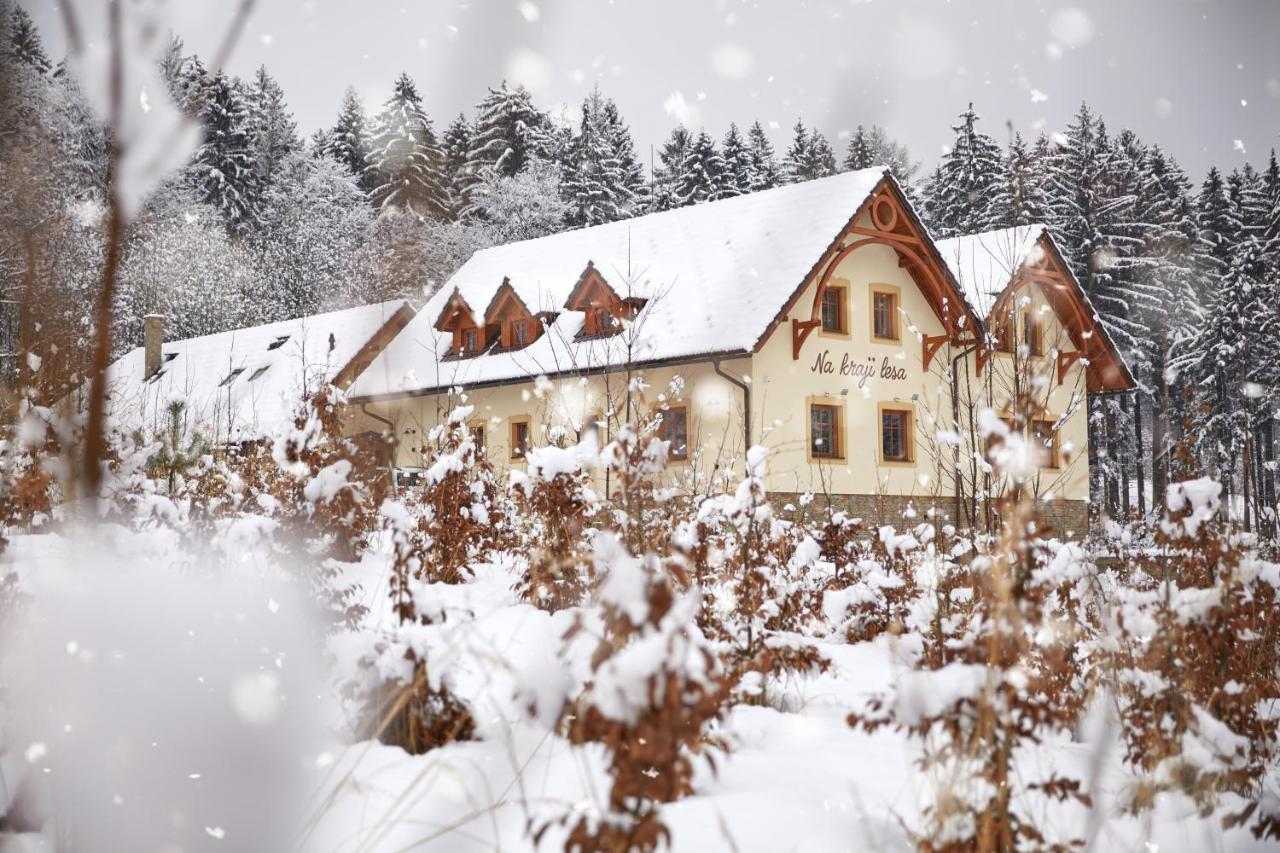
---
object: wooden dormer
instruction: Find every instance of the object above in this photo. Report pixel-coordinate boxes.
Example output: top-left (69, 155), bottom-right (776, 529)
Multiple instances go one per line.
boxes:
top-left (483, 278), bottom-right (542, 350)
top-left (565, 261), bottom-right (644, 339)
top-left (433, 289), bottom-right (485, 357)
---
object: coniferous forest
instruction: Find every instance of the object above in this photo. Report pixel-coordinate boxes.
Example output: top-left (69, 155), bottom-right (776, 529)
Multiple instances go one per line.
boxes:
top-left (2, 8), bottom-right (1280, 525)
top-left (4, 6), bottom-right (1280, 525)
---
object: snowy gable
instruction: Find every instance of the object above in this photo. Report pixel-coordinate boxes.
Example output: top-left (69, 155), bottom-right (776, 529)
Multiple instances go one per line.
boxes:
top-left (934, 225), bottom-right (1046, 318)
top-left (935, 225), bottom-right (1134, 391)
top-left (101, 300), bottom-right (415, 442)
top-left (349, 167), bottom-right (892, 399)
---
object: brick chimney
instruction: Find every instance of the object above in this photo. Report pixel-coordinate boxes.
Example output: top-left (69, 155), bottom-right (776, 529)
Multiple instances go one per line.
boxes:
top-left (143, 314), bottom-right (164, 379)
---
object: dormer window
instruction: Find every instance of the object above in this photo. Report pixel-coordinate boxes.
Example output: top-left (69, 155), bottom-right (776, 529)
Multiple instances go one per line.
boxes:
top-left (433, 289), bottom-right (485, 358)
top-left (566, 262), bottom-right (637, 340)
top-left (483, 278), bottom-right (541, 351)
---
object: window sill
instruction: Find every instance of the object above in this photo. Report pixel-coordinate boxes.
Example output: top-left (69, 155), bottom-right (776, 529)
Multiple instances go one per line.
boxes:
top-left (808, 455), bottom-right (847, 465)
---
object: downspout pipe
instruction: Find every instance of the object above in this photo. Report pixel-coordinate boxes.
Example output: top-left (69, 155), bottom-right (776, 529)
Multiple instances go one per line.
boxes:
top-left (950, 340), bottom-right (982, 530)
top-left (713, 358), bottom-right (751, 450)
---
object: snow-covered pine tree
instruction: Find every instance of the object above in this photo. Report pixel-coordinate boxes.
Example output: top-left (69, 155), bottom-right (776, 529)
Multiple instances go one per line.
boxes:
top-left (599, 97), bottom-right (646, 210)
top-left (1043, 104), bottom-right (1143, 514)
top-left (367, 73), bottom-right (449, 220)
top-left (465, 82), bottom-right (547, 179)
top-left (1192, 237), bottom-right (1272, 523)
top-left (781, 120), bottom-right (811, 184)
top-left (325, 88), bottom-right (376, 196)
top-left (782, 119), bottom-right (838, 184)
top-left (1232, 164), bottom-right (1273, 243)
top-left (812, 128), bottom-right (837, 177)
top-left (746, 121), bottom-right (780, 192)
top-left (1231, 160), bottom-right (1280, 511)
top-left (648, 126), bottom-right (692, 212)
top-left (843, 125), bottom-right (874, 172)
top-left (1045, 104), bottom-right (1110, 283)
top-left (720, 123), bottom-right (752, 198)
top-left (1002, 132), bottom-right (1051, 227)
top-left (245, 66), bottom-right (299, 194)
top-left (7, 4), bottom-right (50, 75)
top-left (1193, 166), bottom-right (1242, 304)
top-left (309, 128), bottom-right (333, 157)
top-left (1089, 129), bottom-right (1149, 365)
top-left (1093, 129), bottom-right (1167, 515)
top-left (1262, 150), bottom-right (1280, 253)
top-left (674, 129), bottom-right (726, 205)
top-left (1184, 165), bottom-right (1249, 494)
top-left (441, 113), bottom-right (473, 221)
top-left (560, 88), bottom-right (645, 226)
top-left (162, 48), bottom-right (209, 118)
top-left (924, 103), bottom-right (1008, 237)
top-left (865, 125), bottom-right (919, 187)
top-left (189, 71), bottom-right (261, 238)
top-left (158, 34), bottom-right (186, 100)
top-left (1135, 144), bottom-right (1203, 498)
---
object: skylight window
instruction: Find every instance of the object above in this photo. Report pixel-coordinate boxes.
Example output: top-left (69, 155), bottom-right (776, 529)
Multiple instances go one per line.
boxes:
top-left (218, 367), bottom-right (245, 387)
top-left (267, 335), bottom-right (290, 351)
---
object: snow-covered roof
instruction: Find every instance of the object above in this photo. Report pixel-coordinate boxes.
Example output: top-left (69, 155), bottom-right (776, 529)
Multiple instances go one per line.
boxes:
top-left (934, 225), bottom-right (1046, 317)
top-left (350, 167), bottom-right (893, 399)
top-left (935, 224), bottom-right (1136, 391)
top-left (99, 300), bottom-right (415, 441)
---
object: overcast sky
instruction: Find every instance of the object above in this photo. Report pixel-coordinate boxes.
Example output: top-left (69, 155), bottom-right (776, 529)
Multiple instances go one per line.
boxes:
top-left (33, 0), bottom-right (1280, 181)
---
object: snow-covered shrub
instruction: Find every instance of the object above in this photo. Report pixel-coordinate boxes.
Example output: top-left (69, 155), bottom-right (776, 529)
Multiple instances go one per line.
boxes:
top-left (269, 388), bottom-right (390, 561)
top-left (0, 401), bottom-right (69, 544)
top-left (1110, 478), bottom-right (1280, 839)
top-left (348, 407), bottom-right (506, 754)
top-left (549, 532), bottom-right (730, 852)
top-left (510, 438), bottom-right (601, 610)
top-left (384, 405), bottom-right (505, 587)
top-left (602, 422), bottom-right (679, 555)
top-left (137, 399), bottom-right (206, 496)
top-left (850, 477), bottom-right (1100, 850)
top-left (708, 448), bottom-right (824, 641)
top-left (823, 522), bottom-right (923, 643)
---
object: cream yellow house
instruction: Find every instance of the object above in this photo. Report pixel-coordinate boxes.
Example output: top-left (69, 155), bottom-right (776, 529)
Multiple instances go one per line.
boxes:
top-left (346, 168), bottom-right (1132, 535)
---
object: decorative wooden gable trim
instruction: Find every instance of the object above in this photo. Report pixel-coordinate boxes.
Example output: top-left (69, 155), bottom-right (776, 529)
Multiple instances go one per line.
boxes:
top-left (433, 289), bottom-right (485, 356)
top-left (332, 302), bottom-right (418, 390)
top-left (755, 175), bottom-right (982, 362)
top-left (565, 261), bottom-right (642, 339)
top-left (984, 234), bottom-right (1135, 393)
top-left (484, 278), bottom-right (542, 350)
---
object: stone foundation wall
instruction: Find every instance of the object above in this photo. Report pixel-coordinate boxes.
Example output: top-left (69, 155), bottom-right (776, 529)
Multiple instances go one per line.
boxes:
top-left (770, 492), bottom-right (1089, 539)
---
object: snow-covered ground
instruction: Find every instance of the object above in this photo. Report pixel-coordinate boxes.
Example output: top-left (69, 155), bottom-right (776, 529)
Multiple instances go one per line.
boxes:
top-left (1, 511), bottom-right (1275, 853)
top-left (300, 550), bottom-right (1274, 853)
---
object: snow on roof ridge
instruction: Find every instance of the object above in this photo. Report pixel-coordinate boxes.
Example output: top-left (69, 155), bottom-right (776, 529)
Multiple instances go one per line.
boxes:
top-left (100, 299), bottom-right (414, 441)
top-left (351, 168), bottom-right (894, 399)
top-left (467, 166), bottom-right (892, 262)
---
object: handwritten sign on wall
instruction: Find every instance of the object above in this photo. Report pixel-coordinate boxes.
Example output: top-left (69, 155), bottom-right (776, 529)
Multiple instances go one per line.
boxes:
top-left (810, 349), bottom-right (907, 388)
